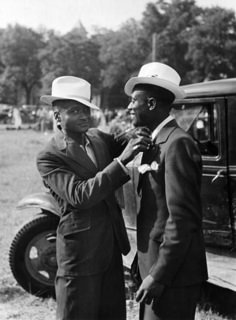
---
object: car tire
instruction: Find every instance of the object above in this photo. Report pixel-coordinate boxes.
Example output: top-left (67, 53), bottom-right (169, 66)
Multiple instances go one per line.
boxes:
top-left (9, 214), bottom-right (59, 298)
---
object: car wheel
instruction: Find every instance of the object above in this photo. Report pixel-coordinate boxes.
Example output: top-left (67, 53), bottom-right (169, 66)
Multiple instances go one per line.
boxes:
top-left (9, 214), bottom-right (59, 298)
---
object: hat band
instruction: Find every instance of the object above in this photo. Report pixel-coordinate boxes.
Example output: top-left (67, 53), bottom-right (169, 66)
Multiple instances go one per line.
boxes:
top-left (54, 93), bottom-right (91, 102)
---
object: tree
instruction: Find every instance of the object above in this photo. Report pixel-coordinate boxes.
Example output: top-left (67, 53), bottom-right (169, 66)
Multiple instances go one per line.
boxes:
top-left (141, 0), bottom-right (170, 38)
top-left (39, 28), bottom-right (101, 98)
top-left (186, 7), bottom-right (236, 81)
top-left (0, 25), bottom-right (43, 105)
top-left (141, 0), bottom-right (236, 83)
top-left (141, 0), bottom-right (201, 83)
top-left (95, 19), bottom-right (149, 108)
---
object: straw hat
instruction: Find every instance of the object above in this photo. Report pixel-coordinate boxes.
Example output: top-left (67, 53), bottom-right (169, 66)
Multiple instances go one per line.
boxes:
top-left (124, 62), bottom-right (185, 99)
top-left (40, 76), bottom-right (99, 110)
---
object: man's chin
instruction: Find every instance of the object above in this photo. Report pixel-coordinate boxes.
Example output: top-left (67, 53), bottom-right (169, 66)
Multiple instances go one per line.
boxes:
top-left (132, 120), bottom-right (142, 127)
top-left (72, 127), bottom-right (89, 134)
top-left (77, 123), bottom-right (89, 131)
top-left (131, 118), bottom-right (138, 127)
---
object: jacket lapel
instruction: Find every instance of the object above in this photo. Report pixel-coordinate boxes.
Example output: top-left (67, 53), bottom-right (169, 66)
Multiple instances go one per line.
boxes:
top-left (67, 143), bottom-right (98, 173)
top-left (54, 131), bottom-right (98, 174)
top-left (137, 120), bottom-right (178, 194)
top-left (140, 120), bottom-right (178, 165)
top-left (86, 131), bottom-right (109, 170)
top-left (155, 119), bottom-right (177, 146)
top-left (141, 144), bottom-right (160, 165)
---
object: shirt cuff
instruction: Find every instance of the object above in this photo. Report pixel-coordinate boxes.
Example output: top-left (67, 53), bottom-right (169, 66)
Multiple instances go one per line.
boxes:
top-left (114, 157), bottom-right (129, 174)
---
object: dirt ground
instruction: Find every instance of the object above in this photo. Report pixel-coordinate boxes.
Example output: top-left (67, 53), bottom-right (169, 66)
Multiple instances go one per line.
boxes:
top-left (0, 129), bottom-right (233, 320)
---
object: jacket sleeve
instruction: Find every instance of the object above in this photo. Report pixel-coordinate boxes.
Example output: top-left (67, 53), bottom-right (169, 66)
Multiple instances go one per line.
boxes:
top-left (37, 151), bottom-right (130, 210)
top-left (95, 128), bottom-right (130, 158)
top-left (149, 137), bottom-right (202, 285)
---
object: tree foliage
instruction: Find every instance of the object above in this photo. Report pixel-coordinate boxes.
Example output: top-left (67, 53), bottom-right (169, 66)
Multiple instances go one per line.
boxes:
top-left (0, 25), bottom-right (43, 105)
top-left (140, 0), bottom-right (202, 83)
top-left (186, 6), bottom-right (236, 81)
top-left (141, 0), bottom-right (236, 83)
top-left (95, 19), bottom-right (149, 108)
top-left (0, 1), bottom-right (236, 108)
top-left (39, 29), bottom-right (101, 96)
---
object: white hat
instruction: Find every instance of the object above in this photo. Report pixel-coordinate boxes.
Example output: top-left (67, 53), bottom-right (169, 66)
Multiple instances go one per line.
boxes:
top-left (124, 62), bottom-right (185, 99)
top-left (40, 76), bottom-right (99, 110)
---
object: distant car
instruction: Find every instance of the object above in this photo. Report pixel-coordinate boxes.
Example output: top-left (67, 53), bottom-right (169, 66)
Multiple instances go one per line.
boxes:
top-left (0, 107), bottom-right (12, 124)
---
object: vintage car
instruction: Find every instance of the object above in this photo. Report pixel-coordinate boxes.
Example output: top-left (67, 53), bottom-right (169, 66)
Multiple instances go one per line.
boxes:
top-left (9, 78), bottom-right (236, 297)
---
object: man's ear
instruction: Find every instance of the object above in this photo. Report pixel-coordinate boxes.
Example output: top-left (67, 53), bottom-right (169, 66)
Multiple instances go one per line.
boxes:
top-left (147, 97), bottom-right (156, 111)
top-left (54, 111), bottom-right (61, 121)
top-left (53, 111), bottom-right (63, 130)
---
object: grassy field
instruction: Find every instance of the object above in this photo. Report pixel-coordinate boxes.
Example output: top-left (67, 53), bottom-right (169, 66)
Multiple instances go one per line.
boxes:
top-left (0, 129), bottom-right (233, 319)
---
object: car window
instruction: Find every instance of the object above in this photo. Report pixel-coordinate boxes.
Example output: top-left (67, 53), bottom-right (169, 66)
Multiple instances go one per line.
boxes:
top-left (171, 103), bottom-right (219, 157)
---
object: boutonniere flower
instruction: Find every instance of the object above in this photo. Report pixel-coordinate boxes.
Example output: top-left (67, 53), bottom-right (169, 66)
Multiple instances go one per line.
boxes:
top-left (138, 161), bottom-right (159, 174)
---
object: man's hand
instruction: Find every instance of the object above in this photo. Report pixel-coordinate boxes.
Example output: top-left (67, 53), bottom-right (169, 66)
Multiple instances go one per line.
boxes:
top-left (136, 275), bottom-right (165, 305)
top-left (132, 127), bottom-right (151, 139)
top-left (115, 127), bottom-right (151, 146)
top-left (118, 128), bottom-right (152, 165)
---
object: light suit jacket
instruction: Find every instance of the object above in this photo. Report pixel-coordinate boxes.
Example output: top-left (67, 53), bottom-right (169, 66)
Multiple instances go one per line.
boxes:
top-left (37, 128), bottom-right (130, 277)
top-left (137, 120), bottom-right (208, 287)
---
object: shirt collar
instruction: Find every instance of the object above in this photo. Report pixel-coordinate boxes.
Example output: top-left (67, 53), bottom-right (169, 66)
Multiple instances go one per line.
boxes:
top-left (151, 115), bottom-right (174, 141)
top-left (65, 134), bottom-right (90, 147)
top-left (54, 130), bottom-right (92, 151)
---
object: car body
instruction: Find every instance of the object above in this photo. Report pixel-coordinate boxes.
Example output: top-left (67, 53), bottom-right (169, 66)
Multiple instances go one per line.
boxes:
top-left (0, 105), bottom-right (12, 124)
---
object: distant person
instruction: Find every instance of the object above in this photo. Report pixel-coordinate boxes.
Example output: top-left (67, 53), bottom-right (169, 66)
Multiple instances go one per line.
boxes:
top-left (124, 62), bottom-right (208, 320)
top-left (36, 106), bottom-right (49, 132)
top-left (104, 108), bottom-right (117, 124)
top-left (36, 76), bottom-right (151, 320)
top-left (12, 107), bottom-right (22, 129)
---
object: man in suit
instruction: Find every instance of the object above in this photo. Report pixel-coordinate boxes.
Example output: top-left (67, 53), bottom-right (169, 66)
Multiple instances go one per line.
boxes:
top-left (124, 62), bottom-right (208, 320)
top-left (37, 76), bottom-right (151, 320)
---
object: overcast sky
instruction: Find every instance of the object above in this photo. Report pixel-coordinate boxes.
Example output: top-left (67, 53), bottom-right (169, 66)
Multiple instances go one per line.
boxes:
top-left (0, 0), bottom-right (235, 34)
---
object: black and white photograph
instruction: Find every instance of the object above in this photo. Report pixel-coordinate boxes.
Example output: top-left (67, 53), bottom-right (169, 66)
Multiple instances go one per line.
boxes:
top-left (0, 0), bottom-right (236, 319)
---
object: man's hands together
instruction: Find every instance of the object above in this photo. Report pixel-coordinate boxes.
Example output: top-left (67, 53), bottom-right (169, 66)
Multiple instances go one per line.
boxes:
top-left (136, 275), bottom-right (165, 305)
top-left (118, 127), bottom-right (152, 165)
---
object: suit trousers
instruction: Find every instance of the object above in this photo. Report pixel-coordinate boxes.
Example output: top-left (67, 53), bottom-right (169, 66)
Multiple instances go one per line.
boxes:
top-left (140, 284), bottom-right (202, 320)
top-left (55, 243), bottom-right (126, 320)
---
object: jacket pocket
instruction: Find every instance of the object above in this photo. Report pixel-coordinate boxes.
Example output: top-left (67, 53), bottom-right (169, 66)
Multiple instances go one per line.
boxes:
top-left (58, 214), bottom-right (91, 238)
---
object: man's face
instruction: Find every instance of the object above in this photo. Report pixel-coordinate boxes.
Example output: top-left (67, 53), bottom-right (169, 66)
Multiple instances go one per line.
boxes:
top-left (127, 90), bottom-right (150, 127)
top-left (55, 100), bottom-right (91, 134)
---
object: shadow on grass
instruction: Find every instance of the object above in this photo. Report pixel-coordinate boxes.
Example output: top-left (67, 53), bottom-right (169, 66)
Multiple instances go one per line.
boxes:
top-left (0, 285), bottom-right (27, 303)
top-left (199, 282), bottom-right (236, 320)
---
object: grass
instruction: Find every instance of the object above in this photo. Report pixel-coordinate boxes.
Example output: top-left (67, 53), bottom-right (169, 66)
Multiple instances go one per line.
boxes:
top-left (0, 129), bottom-right (234, 319)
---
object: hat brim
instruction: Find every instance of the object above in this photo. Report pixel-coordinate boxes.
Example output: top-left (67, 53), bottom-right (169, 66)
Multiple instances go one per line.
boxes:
top-left (124, 77), bottom-right (185, 99)
top-left (40, 95), bottom-right (99, 110)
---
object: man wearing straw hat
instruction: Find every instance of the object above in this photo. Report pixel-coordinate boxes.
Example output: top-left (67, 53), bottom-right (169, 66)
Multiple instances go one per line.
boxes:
top-left (125, 62), bottom-right (208, 320)
top-left (37, 76), bottom-right (151, 320)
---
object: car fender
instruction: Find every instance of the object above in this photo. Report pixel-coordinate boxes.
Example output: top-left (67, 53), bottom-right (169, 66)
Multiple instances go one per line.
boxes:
top-left (16, 192), bottom-right (60, 217)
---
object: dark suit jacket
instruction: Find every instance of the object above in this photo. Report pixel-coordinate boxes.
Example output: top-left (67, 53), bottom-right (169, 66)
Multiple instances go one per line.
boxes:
top-left (37, 128), bottom-right (130, 278)
top-left (137, 120), bottom-right (208, 287)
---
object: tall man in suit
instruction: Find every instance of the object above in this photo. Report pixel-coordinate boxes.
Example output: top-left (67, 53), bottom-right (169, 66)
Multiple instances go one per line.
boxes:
top-left (37, 76), bottom-right (151, 320)
top-left (124, 62), bottom-right (208, 320)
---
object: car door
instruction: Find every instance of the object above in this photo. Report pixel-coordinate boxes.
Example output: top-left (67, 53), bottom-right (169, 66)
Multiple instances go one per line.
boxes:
top-left (173, 98), bottom-right (232, 249)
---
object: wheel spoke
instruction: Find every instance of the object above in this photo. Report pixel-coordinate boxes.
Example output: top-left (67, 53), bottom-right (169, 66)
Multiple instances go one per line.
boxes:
top-left (28, 256), bottom-right (45, 271)
top-left (47, 269), bottom-right (56, 281)
top-left (32, 233), bottom-right (55, 254)
top-left (25, 231), bottom-right (57, 284)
